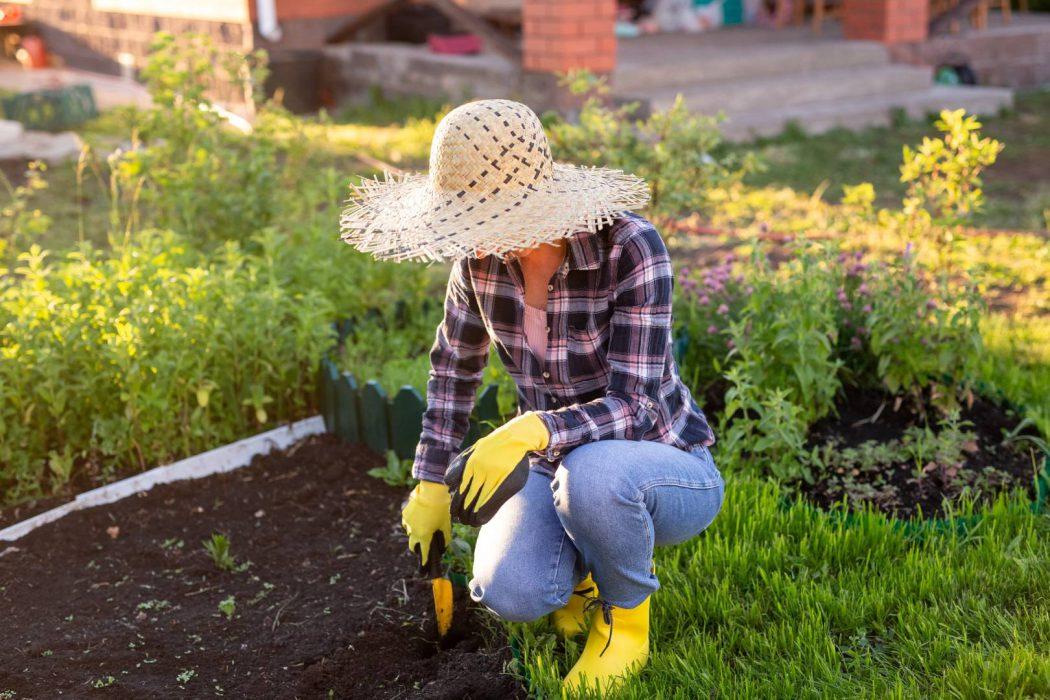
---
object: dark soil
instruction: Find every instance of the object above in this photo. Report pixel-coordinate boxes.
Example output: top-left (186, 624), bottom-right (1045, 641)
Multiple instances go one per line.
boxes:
top-left (800, 390), bottom-right (1045, 519)
top-left (0, 435), bottom-right (523, 699)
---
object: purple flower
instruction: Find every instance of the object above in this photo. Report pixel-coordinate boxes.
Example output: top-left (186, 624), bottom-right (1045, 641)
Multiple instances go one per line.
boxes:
top-left (698, 295), bottom-right (711, 306)
top-left (858, 284), bottom-right (869, 295)
top-left (851, 336), bottom-right (862, 349)
top-left (682, 278), bottom-right (697, 291)
top-left (717, 304), bottom-right (729, 315)
top-left (707, 324), bottom-right (719, 334)
top-left (859, 326), bottom-right (870, 336)
top-left (926, 299), bottom-right (937, 310)
top-left (862, 304), bottom-right (872, 313)
top-left (841, 301), bottom-right (853, 311)
top-left (726, 338), bottom-right (735, 349)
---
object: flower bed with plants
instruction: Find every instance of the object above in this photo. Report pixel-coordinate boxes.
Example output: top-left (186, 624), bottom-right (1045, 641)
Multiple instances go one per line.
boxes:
top-left (676, 243), bottom-right (1047, 520)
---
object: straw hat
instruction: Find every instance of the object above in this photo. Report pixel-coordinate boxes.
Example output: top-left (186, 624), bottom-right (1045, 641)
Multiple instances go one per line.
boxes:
top-left (339, 99), bottom-right (650, 263)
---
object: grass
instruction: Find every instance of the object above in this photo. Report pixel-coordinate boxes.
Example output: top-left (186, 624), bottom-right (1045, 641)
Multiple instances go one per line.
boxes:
top-left (730, 89), bottom-right (1050, 231)
top-left (513, 476), bottom-right (1049, 698)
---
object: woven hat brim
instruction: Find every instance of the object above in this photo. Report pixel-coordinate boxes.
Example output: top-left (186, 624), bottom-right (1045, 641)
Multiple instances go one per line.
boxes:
top-left (340, 163), bottom-right (650, 263)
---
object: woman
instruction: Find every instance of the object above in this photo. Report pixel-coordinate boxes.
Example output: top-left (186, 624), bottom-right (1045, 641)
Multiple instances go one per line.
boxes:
top-left (340, 99), bottom-right (723, 693)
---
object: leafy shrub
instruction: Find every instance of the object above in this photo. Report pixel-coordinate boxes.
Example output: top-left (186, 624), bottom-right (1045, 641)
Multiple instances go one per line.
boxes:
top-left (0, 235), bottom-right (333, 503)
top-left (99, 32), bottom-right (310, 248)
top-left (885, 109), bottom-right (1003, 268)
top-left (543, 71), bottom-right (759, 222)
top-left (675, 242), bottom-right (986, 480)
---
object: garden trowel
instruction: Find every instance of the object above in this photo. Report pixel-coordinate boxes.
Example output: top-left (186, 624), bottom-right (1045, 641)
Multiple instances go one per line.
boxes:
top-left (428, 531), bottom-right (453, 638)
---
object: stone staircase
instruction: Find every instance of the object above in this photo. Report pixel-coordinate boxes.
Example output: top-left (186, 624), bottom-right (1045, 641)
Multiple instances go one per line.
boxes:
top-left (612, 30), bottom-right (1013, 141)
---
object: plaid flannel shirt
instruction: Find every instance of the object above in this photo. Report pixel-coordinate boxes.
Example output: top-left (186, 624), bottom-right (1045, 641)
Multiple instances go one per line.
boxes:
top-left (412, 213), bottom-right (715, 483)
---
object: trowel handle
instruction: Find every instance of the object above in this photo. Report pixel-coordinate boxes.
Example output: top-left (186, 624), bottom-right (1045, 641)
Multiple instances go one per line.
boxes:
top-left (427, 530), bottom-right (446, 579)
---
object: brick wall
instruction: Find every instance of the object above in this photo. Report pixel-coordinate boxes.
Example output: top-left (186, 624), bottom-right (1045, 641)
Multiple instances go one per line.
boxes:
top-left (522, 0), bottom-right (617, 74)
top-left (843, 0), bottom-right (929, 44)
top-left (25, 0), bottom-right (251, 76)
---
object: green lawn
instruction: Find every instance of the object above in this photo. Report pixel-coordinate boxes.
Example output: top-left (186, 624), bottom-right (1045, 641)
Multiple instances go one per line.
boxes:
top-left (515, 478), bottom-right (1048, 698)
top-left (729, 90), bottom-right (1050, 232)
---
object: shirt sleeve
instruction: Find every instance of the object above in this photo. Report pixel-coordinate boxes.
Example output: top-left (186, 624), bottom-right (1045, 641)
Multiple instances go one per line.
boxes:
top-left (412, 257), bottom-right (492, 483)
top-left (535, 223), bottom-right (671, 459)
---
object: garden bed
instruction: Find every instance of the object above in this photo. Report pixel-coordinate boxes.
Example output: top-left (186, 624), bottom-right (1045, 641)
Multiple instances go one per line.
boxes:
top-left (0, 435), bottom-right (521, 699)
top-left (800, 390), bottom-right (1046, 519)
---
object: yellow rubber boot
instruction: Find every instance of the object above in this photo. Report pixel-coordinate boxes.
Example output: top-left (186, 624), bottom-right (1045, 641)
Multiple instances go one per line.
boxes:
top-left (550, 575), bottom-right (597, 639)
top-left (562, 595), bottom-right (650, 694)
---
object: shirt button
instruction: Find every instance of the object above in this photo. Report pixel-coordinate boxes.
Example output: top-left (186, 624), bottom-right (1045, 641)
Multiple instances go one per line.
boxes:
top-left (542, 371), bottom-right (550, 379)
top-left (545, 326), bottom-right (550, 333)
top-left (547, 284), bottom-right (553, 292)
top-left (552, 450), bottom-right (561, 457)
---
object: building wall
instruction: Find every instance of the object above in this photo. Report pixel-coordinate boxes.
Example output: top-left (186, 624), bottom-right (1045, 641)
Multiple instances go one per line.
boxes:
top-left (891, 24), bottom-right (1050, 88)
top-left (24, 0), bottom-right (252, 75)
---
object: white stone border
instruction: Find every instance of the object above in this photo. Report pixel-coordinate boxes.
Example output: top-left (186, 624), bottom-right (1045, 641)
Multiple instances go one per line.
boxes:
top-left (0, 416), bottom-right (326, 543)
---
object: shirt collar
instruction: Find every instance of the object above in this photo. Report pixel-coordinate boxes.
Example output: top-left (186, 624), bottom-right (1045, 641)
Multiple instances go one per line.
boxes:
top-left (566, 227), bottom-right (603, 271)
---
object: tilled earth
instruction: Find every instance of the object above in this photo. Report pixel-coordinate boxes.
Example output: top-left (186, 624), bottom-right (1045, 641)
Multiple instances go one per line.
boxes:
top-left (0, 435), bottom-right (523, 699)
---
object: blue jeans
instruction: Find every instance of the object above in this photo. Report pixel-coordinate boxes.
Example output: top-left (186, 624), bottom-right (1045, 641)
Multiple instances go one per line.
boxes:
top-left (469, 440), bottom-right (724, 621)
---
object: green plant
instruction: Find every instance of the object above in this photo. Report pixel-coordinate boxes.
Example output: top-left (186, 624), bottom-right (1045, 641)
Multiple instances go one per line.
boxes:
top-left (0, 234), bottom-right (334, 504)
top-left (368, 450), bottom-right (416, 487)
top-left (726, 247), bottom-right (843, 425)
top-left (176, 669), bottom-right (197, 685)
top-left (0, 160), bottom-right (52, 262)
top-left (544, 70), bottom-right (759, 222)
top-left (894, 109), bottom-right (1003, 269)
top-left (92, 676), bottom-right (116, 689)
top-left (203, 534), bottom-right (236, 571)
top-left (218, 595), bottom-right (236, 620)
top-left (861, 251), bottom-right (984, 411)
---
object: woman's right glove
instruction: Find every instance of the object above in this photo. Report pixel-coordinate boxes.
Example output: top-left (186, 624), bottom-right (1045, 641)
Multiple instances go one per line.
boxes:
top-left (401, 480), bottom-right (452, 574)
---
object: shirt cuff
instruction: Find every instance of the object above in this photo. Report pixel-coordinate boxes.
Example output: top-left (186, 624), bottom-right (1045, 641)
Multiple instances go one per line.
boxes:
top-left (412, 442), bottom-right (456, 483)
top-left (535, 410), bottom-right (570, 462)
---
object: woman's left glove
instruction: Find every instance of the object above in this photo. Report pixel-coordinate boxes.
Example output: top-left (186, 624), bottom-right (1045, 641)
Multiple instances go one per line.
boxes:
top-left (401, 481), bottom-right (452, 574)
top-left (444, 412), bottom-right (550, 526)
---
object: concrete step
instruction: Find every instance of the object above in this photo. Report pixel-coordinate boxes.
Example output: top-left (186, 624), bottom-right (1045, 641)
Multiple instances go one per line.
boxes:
top-left (637, 63), bottom-right (933, 115)
top-left (719, 85), bottom-right (1015, 141)
top-left (613, 39), bottom-right (889, 94)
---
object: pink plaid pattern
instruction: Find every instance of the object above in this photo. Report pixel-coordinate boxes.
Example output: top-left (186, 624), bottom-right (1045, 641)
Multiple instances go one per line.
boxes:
top-left (413, 214), bottom-right (715, 483)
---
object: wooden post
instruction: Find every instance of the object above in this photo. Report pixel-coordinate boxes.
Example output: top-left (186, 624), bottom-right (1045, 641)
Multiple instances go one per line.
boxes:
top-left (391, 386), bottom-right (426, 460)
top-left (360, 380), bottom-right (391, 455)
top-left (335, 372), bottom-right (361, 444)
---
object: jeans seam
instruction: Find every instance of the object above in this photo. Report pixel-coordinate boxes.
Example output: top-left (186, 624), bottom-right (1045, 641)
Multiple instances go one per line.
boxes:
top-left (638, 478), bottom-right (722, 492)
top-left (549, 526), bottom-right (571, 605)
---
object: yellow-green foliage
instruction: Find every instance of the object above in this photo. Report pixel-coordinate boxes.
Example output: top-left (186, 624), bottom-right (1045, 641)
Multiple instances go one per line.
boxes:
top-left (0, 235), bottom-right (334, 502)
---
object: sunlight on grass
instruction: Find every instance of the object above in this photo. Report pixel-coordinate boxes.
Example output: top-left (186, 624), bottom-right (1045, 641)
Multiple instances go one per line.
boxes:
top-left (515, 474), bottom-right (1049, 698)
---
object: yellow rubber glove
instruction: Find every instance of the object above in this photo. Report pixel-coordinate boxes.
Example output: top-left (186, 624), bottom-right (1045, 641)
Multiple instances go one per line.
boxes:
top-left (444, 412), bottom-right (550, 526)
top-left (401, 480), bottom-right (452, 574)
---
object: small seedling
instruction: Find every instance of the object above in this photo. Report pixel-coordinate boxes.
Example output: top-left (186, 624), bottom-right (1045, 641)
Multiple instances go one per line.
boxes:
top-left (161, 537), bottom-right (185, 551)
top-left (176, 669), bottom-right (197, 685)
top-left (92, 676), bottom-right (116, 689)
top-left (368, 450), bottom-right (416, 487)
top-left (202, 534), bottom-right (236, 571)
top-left (218, 595), bottom-right (236, 620)
top-left (137, 599), bottom-right (171, 613)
